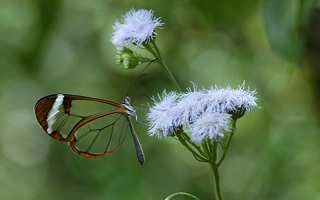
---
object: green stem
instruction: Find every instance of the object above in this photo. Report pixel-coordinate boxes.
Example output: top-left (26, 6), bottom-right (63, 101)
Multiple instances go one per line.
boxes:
top-left (181, 132), bottom-right (208, 157)
top-left (210, 141), bottom-right (218, 161)
top-left (217, 119), bottom-right (237, 166)
top-left (176, 130), bottom-right (209, 162)
top-left (158, 58), bottom-right (181, 92)
top-left (210, 162), bottom-right (223, 200)
top-left (146, 40), bottom-right (181, 92)
top-left (202, 142), bottom-right (210, 156)
top-left (165, 192), bottom-right (200, 200)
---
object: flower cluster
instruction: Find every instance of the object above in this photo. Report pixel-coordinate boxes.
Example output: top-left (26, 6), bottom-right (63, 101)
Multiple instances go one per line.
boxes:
top-left (147, 82), bottom-right (258, 142)
top-left (111, 8), bottom-right (163, 48)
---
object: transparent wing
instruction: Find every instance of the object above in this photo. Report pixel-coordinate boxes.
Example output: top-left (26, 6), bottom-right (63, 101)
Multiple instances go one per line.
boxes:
top-left (68, 111), bottom-right (130, 158)
top-left (34, 94), bottom-right (128, 156)
top-left (34, 94), bottom-right (124, 141)
top-left (34, 94), bottom-right (145, 164)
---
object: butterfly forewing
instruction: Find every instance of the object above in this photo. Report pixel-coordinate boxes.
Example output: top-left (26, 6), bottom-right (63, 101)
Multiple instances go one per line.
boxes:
top-left (35, 94), bottom-right (121, 139)
top-left (35, 94), bottom-right (128, 155)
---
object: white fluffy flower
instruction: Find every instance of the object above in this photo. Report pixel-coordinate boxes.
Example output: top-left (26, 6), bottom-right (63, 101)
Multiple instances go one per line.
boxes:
top-left (189, 111), bottom-right (231, 142)
top-left (147, 82), bottom-right (258, 142)
top-left (147, 91), bottom-right (181, 138)
top-left (204, 82), bottom-right (258, 113)
top-left (178, 84), bottom-right (206, 123)
top-left (111, 8), bottom-right (163, 48)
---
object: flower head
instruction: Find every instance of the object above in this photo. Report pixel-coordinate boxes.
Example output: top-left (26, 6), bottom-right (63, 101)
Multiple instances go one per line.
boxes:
top-left (190, 111), bottom-right (231, 142)
top-left (178, 84), bottom-right (206, 123)
top-left (147, 91), bottom-right (181, 138)
top-left (147, 82), bottom-right (258, 143)
top-left (111, 8), bottom-right (163, 48)
top-left (203, 82), bottom-right (258, 117)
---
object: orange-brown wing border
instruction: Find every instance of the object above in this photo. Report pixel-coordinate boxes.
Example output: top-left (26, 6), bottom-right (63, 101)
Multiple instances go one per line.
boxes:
top-left (34, 94), bottom-right (126, 142)
top-left (67, 110), bottom-right (128, 158)
top-left (34, 94), bottom-right (144, 164)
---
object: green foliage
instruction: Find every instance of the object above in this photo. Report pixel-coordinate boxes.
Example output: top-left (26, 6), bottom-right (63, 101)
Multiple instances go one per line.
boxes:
top-left (0, 0), bottom-right (319, 199)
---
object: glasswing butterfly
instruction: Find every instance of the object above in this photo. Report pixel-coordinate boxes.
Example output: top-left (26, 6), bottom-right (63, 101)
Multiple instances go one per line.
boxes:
top-left (34, 62), bottom-right (155, 165)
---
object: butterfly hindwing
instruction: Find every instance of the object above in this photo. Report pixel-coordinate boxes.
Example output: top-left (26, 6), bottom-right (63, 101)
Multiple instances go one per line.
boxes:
top-left (69, 110), bottom-right (130, 158)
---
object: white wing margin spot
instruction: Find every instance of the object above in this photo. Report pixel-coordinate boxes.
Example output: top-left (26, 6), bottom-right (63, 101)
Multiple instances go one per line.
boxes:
top-left (47, 94), bottom-right (64, 134)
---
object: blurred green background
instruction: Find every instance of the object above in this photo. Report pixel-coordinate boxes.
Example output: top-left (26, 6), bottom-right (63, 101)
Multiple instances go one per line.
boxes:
top-left (1, 0), bottom-right (320, 199)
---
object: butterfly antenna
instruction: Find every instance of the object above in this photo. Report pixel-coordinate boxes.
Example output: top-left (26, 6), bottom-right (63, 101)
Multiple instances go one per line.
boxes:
top-left (132, 93), bottom-right (155, 103)
top-left (124, 58), bottom-right (159, 98)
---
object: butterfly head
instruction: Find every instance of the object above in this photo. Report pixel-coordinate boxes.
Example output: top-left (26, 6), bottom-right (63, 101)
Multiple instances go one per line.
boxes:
top-left (122, 96), bottom-right (136, 117)
top-left (123, 96), bottom-right (131, 104)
